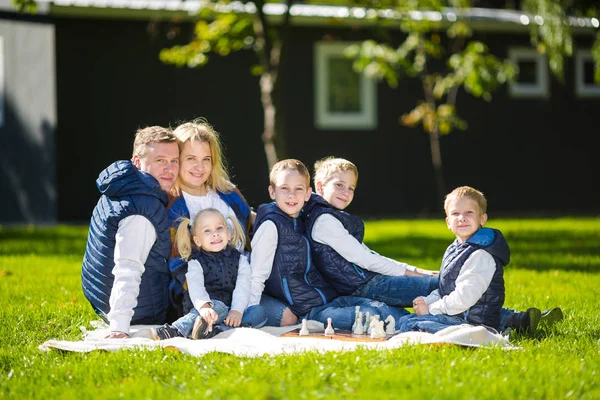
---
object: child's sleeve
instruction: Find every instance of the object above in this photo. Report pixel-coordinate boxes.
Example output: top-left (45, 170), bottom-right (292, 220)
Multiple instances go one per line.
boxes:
top-left (248, 221), bottom-right (278, 306)
top-left (312, 214), bottom-right (416, 276)
top-left (428, 250), bottom-right (496, 316)
top-left (187, 259), bottom-right (213, 311)
top-left (230, 254), bottom-right (251, 314)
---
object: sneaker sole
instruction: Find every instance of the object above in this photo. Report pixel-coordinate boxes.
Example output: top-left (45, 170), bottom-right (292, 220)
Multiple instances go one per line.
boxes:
top-left (527, 308), bottom-right (542, 333)
top-left (539, 308), bottom-right (563, 330)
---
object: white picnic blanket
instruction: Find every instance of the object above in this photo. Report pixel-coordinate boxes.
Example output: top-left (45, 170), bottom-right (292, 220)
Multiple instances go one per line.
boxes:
top-left (39, 320), bottom-right (515, 357)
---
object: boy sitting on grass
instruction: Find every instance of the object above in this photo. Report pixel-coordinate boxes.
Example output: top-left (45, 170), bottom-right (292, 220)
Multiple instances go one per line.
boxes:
top-left (401, 186), bottom-right (561, 334)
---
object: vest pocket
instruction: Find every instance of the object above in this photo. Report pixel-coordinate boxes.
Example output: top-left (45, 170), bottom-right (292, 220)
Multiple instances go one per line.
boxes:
top-left (282, 277), bottom-right (294, 305)
top-left (352, 264), bottom-right (366, 279)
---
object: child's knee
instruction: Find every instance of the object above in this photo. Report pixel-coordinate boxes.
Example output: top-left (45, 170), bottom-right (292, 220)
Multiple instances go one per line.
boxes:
top-left (280, 308), bottom-right (298, 326)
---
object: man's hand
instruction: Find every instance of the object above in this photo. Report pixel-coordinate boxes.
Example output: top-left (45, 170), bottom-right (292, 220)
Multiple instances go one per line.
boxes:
top-left (105, 331), bottom-right (129, 339)
top-left (224, 310), bottom-right (243, 327)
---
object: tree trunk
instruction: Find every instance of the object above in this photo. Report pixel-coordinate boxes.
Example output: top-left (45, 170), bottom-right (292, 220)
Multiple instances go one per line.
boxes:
top-left (260, 72), bottom-right (279, 170)
top-left (428, 127), bottom-right (445, 209)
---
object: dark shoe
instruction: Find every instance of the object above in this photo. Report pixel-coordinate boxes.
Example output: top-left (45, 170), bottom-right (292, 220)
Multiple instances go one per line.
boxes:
top-left (511, 308), bottom-right (542, 334)
top-left (191, 316), bottom-right (222, 340)
top-left (150, 324), bottom-right (181, 341)
top-left (539, 308), bottom-right (563, 330)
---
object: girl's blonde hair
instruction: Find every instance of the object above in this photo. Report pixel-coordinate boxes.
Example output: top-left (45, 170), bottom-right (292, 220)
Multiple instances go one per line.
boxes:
top-left (172, 118), bottom-right (235, 195)
top-left (175, 208), bottom-right (246, 261)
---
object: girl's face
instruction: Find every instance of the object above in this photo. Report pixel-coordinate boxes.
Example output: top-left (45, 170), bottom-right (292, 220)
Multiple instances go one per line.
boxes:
top-left (179, 140), bottom-right (213, 196)
top-left (192, 213), bottom-right (230, 252)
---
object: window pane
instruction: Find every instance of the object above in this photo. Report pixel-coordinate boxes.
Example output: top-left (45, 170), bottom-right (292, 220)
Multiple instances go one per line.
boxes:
top-left (517, 60), bottom-right (538, 84)
top-left (583, 60), bottom-right (596, 85)
top-left (328, 57), bottom-right (360, 113)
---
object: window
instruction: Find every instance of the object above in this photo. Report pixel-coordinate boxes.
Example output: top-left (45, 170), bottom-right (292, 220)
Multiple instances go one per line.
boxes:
top-left (314, 42), bottom-right (377, 130)
top-left (575, 49), bottom-right (600, 98)
top-left (508, 47), bottom-right (549, 98)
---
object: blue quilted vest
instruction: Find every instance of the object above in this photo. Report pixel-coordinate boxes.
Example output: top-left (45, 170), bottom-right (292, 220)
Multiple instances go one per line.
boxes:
top-left (172, 247), bottom-right (241, 314)
top-left (81, 160), bottom-right (172, 324)
top-left (438, 228), bottom-right (508, 329)
top-left (303, 193), bottom-right (376, 295)
top-left (167, 188), bottom-right (251, 316)
top-left (254, 202), bottom-right (338, 317)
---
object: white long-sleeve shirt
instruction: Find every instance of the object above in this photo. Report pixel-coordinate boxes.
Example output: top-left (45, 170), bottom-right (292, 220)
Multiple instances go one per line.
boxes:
top-left (311, 214), bottom-right (416, 276)
top-left (107, 215), bottom-right (156, 334)
top-left (423, 249), bottom-right (496, 316)
top-left (186, 253), bottom-right (252, 314)
top-left (248, 221), bottom-right (278, 306)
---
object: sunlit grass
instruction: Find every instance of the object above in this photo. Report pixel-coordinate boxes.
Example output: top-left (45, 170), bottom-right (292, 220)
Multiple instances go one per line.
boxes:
top-left (0, 219), bottom-right (599, 399)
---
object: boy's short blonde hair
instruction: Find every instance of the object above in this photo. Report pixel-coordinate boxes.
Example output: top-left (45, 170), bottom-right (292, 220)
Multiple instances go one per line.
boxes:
top-left (269, 159), bottom-right (310, 187)
top-left (172, 118), bottom-right (234, 194)
top-left (444, 186), bottom-right (487, 215)
top-left (132, 126), bottom-right (176, 159)
top-left (313, 157), bottom-right (359, 187)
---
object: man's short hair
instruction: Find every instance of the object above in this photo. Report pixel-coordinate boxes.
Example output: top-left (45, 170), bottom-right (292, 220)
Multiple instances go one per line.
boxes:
top-left (269, 159), bottom-right (310, 187)
top-left (132, 126), bottom-right (176, 159)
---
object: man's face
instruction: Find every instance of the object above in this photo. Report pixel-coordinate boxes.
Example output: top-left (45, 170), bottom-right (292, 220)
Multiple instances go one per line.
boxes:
top-left (133, 142), bottom-right (180, 192)
top-left (268, 169), bottom-right (312, 218)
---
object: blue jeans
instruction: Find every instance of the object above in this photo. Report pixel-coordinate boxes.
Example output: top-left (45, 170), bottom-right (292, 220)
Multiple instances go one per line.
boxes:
top-left (396, 313), bottom-right (467, 334)
top-left (171, 300), bottom-right (267, 338)
top-left (307, 296), bottom-right (410, 331)
top-left (260, 294), bottom-right (292, 327)
top-left (352, 274), bottom-right (439, 307)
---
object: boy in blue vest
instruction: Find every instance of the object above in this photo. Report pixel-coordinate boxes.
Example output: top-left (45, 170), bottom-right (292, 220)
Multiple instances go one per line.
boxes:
top-left (306, 158), bottom-right (562, 334)
top-left (249, 159), bottom-right (409, 329)
top-left (399, 186), bottom-right (561, 334)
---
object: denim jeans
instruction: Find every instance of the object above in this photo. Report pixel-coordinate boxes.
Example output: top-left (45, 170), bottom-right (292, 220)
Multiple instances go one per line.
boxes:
top-left (352, 274), bottom-right (439, 307)
top-left (396, 313), bottom-right (467, 334)
top-left (307, 296), bottom-right (410, 331)
top-left (171, 300), bottom-right (267, 338)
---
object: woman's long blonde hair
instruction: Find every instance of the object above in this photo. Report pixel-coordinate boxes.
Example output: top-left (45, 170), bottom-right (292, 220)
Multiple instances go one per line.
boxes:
top-left (175, 208), bottom-right (245, 261)
top-left (172, 118), bottom-right (235, 196)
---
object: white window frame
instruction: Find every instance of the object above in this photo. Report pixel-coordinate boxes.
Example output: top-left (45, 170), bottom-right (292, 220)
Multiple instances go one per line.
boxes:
top-left (508, 47), bottom-right (549, 98)
top-left (314, 41), bottom-right (377, 130)
top-left (575, 49), bottom-right (600, 98)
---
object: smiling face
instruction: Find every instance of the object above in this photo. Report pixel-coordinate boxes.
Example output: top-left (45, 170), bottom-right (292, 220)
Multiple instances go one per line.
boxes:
top-left (445, 196), bottom-right (488, 243)
top-left (133, 141), bottom-right (180, 192)
top-left (192, 212), bottom-right (230, 252)
top-left (268, 169), bottom-right (312, 218)
top-left (178, 140), bottom-right (213, 196)
top-left (317, 170), bottom-right (357, 211)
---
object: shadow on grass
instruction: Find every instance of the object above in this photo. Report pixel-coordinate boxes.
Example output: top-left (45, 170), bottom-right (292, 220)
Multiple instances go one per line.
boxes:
top-left (0, 226), bottom-right (88, 256)
top-left (366, 229), bottom-right (600, 273)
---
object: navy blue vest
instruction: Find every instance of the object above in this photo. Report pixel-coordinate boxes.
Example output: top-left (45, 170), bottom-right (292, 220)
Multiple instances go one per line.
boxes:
top-left (254, 202), bottom-right (338, 317)
top-left (303, 193), bottom-right (375, 295)
top-left (172, 247), bottom-right (241, 314)
top-left (438, 228), bottom-right (508, 329)
top-left (81, 160), bottom-right (172, 324)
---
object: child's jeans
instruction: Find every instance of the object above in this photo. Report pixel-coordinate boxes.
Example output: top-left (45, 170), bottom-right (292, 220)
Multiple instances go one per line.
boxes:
top-left (396, 313), bottom-right (468, 334)
top-left (171, 300), bottom-right (267, 338)
top-left (260, 293), bottom-right (410, 330)
top-left (352, 274), bottom-right (439, 307)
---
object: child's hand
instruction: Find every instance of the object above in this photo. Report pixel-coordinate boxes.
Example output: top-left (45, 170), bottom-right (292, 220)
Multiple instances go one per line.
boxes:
top-left (199, 307), bottom-right (218, 324)
top-left (413, 302), bottom-right (430, 316)
top-left (224, 310), bottom-right (243, 327)
top-left (412, 296), bottom-right (425, 306)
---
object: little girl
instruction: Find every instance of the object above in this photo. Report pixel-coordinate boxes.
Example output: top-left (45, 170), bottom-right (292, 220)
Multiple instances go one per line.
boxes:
top-left (151, 208), bottom-right (267, 340)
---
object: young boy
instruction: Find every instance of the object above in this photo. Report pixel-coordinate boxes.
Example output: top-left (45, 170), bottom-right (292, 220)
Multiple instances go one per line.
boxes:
top-left (305, 158), bottom-right (562, 334)
top-left (248, 159), bottom-right (408, 330)
top-left (398, 186), bottom-right (561, 334)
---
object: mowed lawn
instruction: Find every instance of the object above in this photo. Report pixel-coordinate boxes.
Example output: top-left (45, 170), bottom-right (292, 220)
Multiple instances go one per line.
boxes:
top-left (0, 218), bottom-right (598, 399)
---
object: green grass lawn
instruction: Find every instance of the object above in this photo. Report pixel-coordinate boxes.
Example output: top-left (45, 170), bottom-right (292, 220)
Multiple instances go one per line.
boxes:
top-left (0, 219), bottom-right (599, 399)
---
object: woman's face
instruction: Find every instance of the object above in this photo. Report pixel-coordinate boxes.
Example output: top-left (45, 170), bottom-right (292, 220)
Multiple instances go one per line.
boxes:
top-left (178, 140), bottom-right (212, 196)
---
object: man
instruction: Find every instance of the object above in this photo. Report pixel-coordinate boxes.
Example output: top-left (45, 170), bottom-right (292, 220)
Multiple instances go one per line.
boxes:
top-left (81, 126), bottom-right (179, 338)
